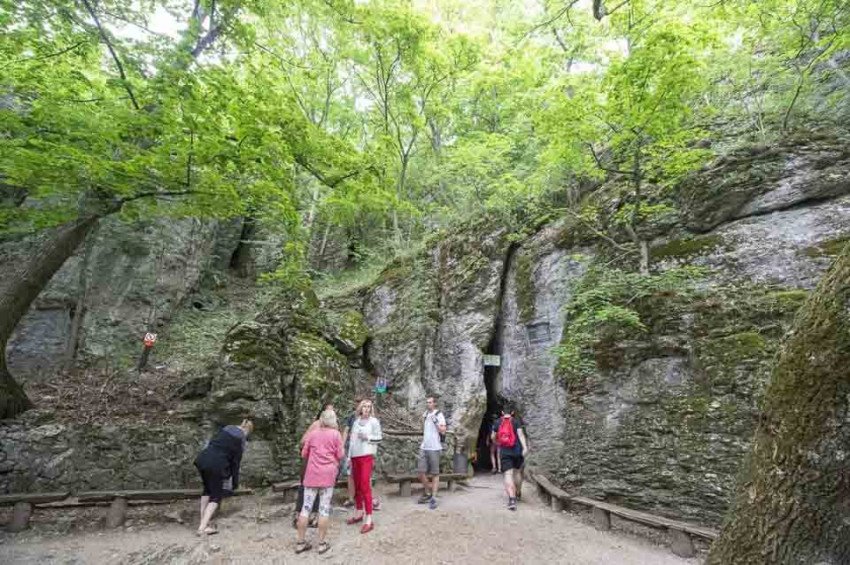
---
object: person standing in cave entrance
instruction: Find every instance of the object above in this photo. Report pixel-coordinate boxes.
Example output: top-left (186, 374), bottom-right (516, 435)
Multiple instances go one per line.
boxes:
top-left (417, 396), bottom-right (447, 509)
top-left (488, 412), bottom-right (502, 474)
top-left (346, 398), bottom-right (382, 534)
top-left (492, 406), bottom-right (528, 511)
top-left (194, 418), bottom-right (253, 535)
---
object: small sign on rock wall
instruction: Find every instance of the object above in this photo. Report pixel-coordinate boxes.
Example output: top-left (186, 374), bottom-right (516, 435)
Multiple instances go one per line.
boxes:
top-left (483, 354), bottom-right (501, 367)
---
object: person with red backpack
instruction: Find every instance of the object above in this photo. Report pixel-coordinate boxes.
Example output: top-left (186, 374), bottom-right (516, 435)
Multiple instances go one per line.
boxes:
top-left (491, 406), bottom-right (528, 511)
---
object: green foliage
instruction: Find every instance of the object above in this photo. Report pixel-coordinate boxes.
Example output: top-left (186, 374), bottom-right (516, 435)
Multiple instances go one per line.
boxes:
top-left (651, 235), bottom-right (725, 262)
top-left (554, 265), bottom-right (703, 389)
top-left (515, 251), bottom-right (536, 324)
top-left (4, 0), bottom-right (849, 285)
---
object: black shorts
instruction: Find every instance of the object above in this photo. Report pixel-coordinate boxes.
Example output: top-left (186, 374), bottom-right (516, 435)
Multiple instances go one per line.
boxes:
top-left (500, 452), bottom-right (524, 472)
top-left (197, 463), bottom-right (225, 503)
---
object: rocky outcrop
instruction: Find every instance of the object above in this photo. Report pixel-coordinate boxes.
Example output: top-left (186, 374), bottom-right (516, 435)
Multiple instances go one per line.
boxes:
top-left (4, 131), bottom-right (849, 514)
top-left (0, 410), bottom-right (204, 493)
top-left (204, 284), bottom-right (366, 484)
top-left (322, 131), bottom-right (850, 526)
top-left (356, 220), bottom-right (513, 447)
top-left (4, 216), bottom-right (242, 380)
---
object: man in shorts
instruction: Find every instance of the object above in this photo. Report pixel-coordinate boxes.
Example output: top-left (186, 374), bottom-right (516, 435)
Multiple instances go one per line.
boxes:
top-left (492, 406), bottom-right (528, 511)
top-left (417, 396), bottom-right (447, 510)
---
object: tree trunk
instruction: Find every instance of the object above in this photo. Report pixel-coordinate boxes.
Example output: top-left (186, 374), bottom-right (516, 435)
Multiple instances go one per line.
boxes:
top-left (0, 215), bottom-right (101, 419)
top-left (707, 245), bottom-right (850, 564)
top-left (64, 223), bottom-right (100, 370)
top-left (229, 215), bottom-right (257, 278)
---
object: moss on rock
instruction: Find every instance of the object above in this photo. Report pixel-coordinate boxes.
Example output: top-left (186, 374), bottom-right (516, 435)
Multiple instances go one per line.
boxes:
top-left (651, 234), bottom-right (724, 261)
top-left (325, 310), bottom-right (369, 354)
top-left (515, 251), bottom-right (536, 324)
top-left (801, 236), bottom-right (850, 258)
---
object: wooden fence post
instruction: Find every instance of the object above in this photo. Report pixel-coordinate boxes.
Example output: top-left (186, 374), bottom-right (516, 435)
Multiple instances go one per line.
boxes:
top-left (670, 529), bottom-right (696, 558)
top-left (106, 497), bottom-right (128, 528)
top-left (10, 502), bottom-right (32, 532)
top-left (592, 507), bottom-right (611, 531)
top-left (551, 496), bottom-right (565, 512)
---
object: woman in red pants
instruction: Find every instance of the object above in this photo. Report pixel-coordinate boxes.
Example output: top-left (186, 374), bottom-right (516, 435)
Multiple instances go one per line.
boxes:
top-left (346, 399), bottom-right (382, 534)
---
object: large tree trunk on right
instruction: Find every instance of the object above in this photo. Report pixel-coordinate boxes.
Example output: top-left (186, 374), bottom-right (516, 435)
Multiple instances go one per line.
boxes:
top-left (0, 215), bottom-right (101, 419)
top-left (707, 245), bottom-right (850, 564)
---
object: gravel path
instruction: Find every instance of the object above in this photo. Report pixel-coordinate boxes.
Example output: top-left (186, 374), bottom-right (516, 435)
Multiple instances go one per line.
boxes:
top-left (1, 474), bottom-right (700, 564)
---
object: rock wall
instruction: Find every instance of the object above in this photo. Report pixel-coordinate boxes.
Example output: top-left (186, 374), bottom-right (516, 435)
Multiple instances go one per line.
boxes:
top-left (5, 216), bottom-right (241, 379)
top-left (3, 132), bottom-right (848, 516)
top-left (498, 134), bottom-right (850, 526)
top-left (0, 411), bottom-right (205, 493)
top-left (322, 132), bottom-right (850, 527)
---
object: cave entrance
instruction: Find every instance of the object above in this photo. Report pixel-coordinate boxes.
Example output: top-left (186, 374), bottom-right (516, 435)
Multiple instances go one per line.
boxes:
top-left (474, 360), bottom-right (502, 472)
top-left (473, 243), bottom-right (515, 473)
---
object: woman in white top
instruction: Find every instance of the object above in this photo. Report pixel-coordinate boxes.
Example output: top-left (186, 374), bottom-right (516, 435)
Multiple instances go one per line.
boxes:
top-left (346, 399), bottom-right (382, 534)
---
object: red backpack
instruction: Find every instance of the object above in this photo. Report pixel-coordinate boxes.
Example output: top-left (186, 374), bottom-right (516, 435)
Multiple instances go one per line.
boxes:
top-left (496, 416), bottom-right (517, 448)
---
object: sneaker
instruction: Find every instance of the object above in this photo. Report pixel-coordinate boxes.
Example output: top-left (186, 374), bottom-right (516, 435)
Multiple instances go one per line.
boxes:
top-left (429, 497), bottom-right (438, 510)
top-left (417, 494), bottom-right (432, 504)
top-left (508, 497), bottom-right (517, 511)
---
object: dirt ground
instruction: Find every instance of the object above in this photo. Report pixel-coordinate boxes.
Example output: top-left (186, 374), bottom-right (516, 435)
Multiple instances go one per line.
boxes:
top-left (1, 474), bottom-right (701, 564)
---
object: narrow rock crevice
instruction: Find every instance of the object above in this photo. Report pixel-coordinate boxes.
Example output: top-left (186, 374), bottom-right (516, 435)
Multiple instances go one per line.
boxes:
top-left (474, 242), bottom-right (519, 470)
top-left (487, 242), bottom-right (520, 359)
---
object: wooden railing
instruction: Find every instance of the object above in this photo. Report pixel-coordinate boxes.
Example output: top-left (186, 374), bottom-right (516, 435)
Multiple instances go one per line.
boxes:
top-left (0, 488), bottom-right (252, 532)
top-left (530, 472), bottom-right (717, 559)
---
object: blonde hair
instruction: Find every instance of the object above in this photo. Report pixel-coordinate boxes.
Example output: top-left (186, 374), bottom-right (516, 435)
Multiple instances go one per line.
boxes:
top-left (358, 399), bottom-right (374, 418)
top-left (320, 409), bottom-right (338, 429)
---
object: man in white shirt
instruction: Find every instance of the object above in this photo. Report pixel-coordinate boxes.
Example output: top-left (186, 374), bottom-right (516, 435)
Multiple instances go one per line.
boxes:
top-left (417, 396), bottom-right (447, 509)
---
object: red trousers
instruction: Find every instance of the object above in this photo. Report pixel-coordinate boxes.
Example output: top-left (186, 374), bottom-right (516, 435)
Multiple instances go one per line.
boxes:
top-left (351, 454), bottom-right (374, 514)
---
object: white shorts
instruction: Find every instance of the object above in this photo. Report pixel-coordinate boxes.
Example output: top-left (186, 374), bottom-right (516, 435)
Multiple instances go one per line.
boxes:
top-left (301, 487), bottom-right (334, 517)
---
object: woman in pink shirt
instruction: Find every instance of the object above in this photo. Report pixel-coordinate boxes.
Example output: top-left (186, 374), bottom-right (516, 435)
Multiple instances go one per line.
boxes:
top-left (296, 409), bottom-right (344, 555)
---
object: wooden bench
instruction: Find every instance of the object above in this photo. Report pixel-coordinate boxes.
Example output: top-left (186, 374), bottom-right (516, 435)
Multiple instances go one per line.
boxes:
top-left (1, 488), bottom-right (252, 532)
top-left (0, 492), bottom-right (71, 532)
top-left (533, 474), bottom-right (717, 558)
top-left (385, 473), bottom-right (468, 497)
top-left (76, 488), bottom-right (252, 529)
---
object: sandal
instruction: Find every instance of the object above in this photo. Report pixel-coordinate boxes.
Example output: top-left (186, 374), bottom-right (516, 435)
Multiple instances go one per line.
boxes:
top-left (317, 541), bottom-right (331, 554)
top-left (295, 541), bottom-right (312, 554)
top-left (346, 515), bottom-right (363, 525)
top-left (196, 527), bottom-right (218, 536)
top-left (360, 523), bottom-right (374, 534)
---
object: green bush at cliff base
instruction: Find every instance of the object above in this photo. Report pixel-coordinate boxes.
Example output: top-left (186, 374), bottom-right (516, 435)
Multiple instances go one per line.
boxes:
top-left (554, 265), bottom-right (702, 391)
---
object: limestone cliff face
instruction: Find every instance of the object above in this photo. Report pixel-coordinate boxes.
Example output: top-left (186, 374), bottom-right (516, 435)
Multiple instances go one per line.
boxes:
top-left (4, 216), bottom-right (242, 379)
top-left (322, 132), bottom-right (850, 526)
top-left (3, 133), bottom-right (849, 515)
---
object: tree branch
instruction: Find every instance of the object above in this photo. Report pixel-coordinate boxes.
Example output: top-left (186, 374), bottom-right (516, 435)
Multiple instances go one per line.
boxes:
top-left (521, 1), bottom-right (581, 42)
top-left (80, 0), bottom-right (140, 110)
top-left (117, 190), bottom-right (205, 207)
top-left (293, 154), bottom-right (362, 189)
top-left (2, 41), bottom-right (87, 70)
top-left (587, 143), bottom-right (632, 176)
